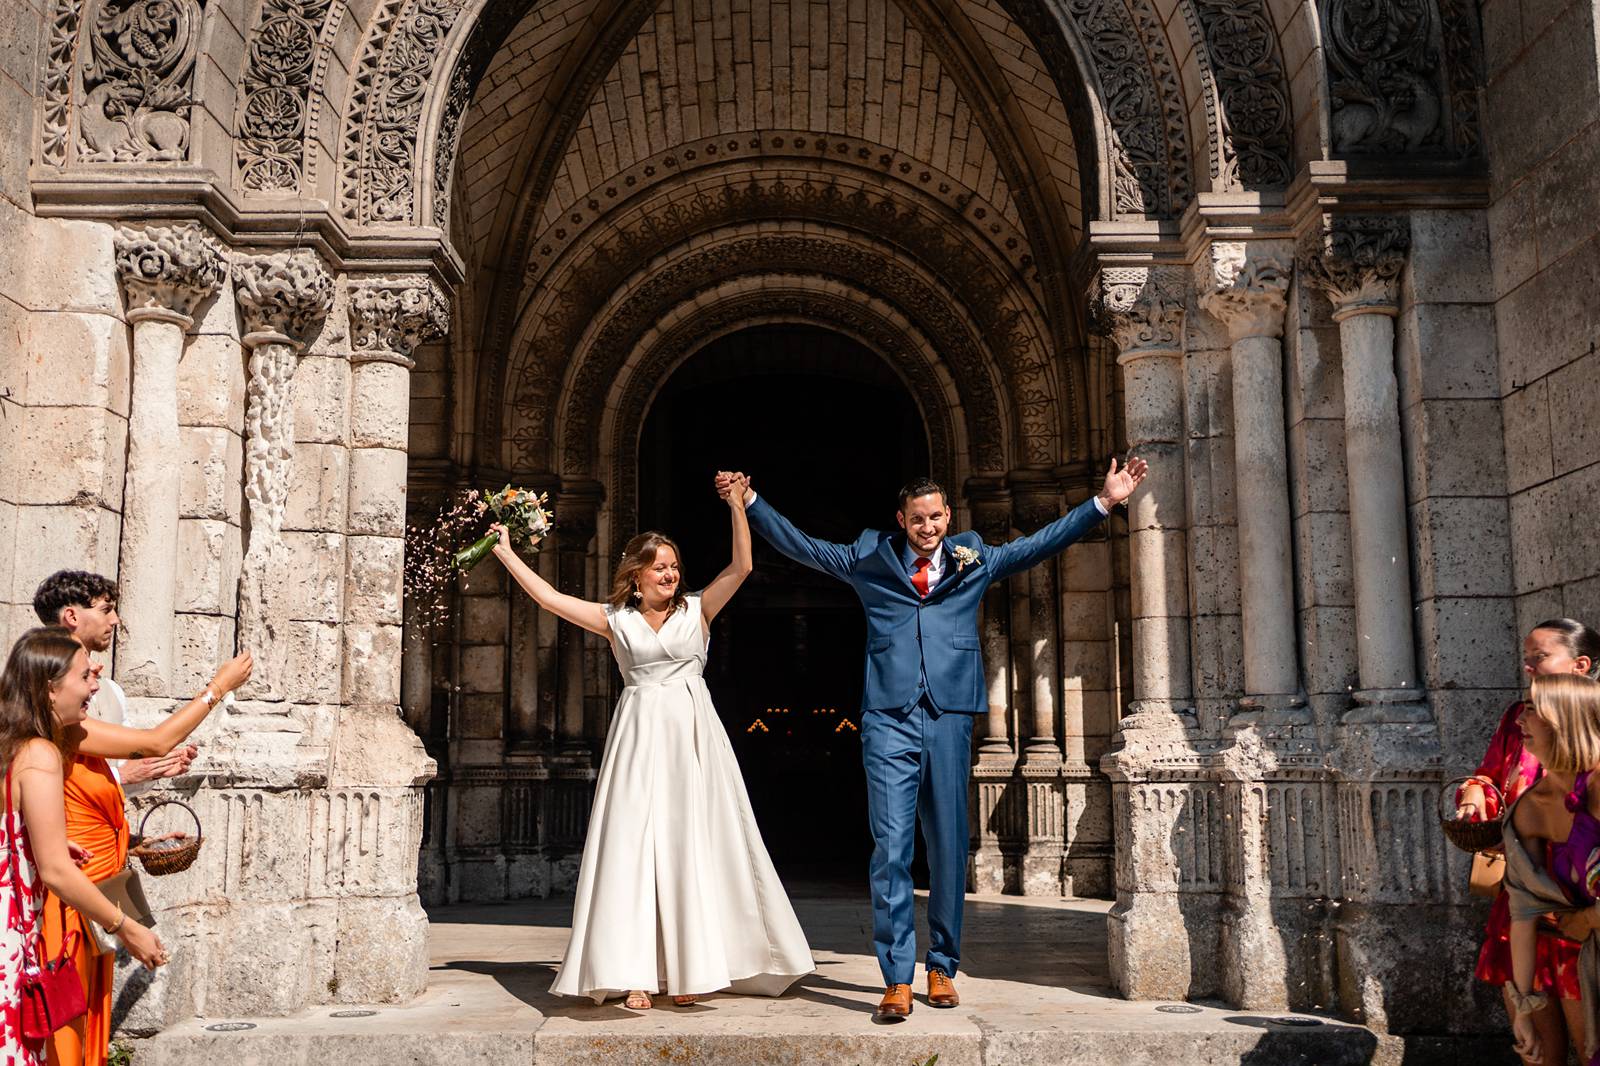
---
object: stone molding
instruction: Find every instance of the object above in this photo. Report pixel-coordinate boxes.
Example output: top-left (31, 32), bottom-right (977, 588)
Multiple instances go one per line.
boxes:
top-left (113, 221), bottom-right (227, 320)
top-left (1197, 243), bottom-right (1290, 341)
top-left (347, 275), bottom-right (450, 365)
top-left (236, 0), bottom-right (340, 195)
top-left (233, 248), bottom-right (336, 345)
top-left (1297, 215), bottom-right (1411, 319)
top-left (1093, 267), bottom-right (1187, 360)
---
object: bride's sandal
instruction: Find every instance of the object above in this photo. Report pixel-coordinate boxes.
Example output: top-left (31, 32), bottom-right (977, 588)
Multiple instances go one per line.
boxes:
top-left (671, 995), bottom-right (699, 1006)
top-left (624, 990), bottom-right (653, 1010)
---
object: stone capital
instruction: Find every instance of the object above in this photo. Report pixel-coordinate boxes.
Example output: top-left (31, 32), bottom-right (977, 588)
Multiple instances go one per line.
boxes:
top-left (1197, 242), bottom-right (1290, 342)
top-left (1297, 215), bottom-right (1410, 319)
top-left (232, 249), bottom-right (335, 347)
top-left (113, 222), bottom-right (227, 321)
top-left (347, 275), bottom-right (451, 367)
top-left (1091, 267), bottom-right (1187, 362)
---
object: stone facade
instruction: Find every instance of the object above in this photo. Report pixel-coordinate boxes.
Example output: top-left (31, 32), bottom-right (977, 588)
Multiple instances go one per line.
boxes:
top-left (0, 0), bottom-right (1590, 1044)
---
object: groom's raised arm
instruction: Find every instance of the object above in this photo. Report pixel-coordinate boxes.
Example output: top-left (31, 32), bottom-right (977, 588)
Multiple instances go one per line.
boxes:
top-left (983, 497), bottom-right (1107, 582)
top-left (746, 494), bottom-right (858, 582)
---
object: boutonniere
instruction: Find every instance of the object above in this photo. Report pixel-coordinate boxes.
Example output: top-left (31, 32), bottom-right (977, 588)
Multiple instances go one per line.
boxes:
top-left (950, 544), bottom-right (981, 572)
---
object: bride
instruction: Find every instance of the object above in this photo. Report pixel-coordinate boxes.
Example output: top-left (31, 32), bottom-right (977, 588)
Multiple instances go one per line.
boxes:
top-left (487, 472), bottom-right (814, 1009)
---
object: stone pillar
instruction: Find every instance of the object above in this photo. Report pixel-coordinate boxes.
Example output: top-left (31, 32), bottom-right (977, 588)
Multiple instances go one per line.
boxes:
top-left (400, 591), bottom-right (433, 737)
top-left (554, 482), bottom-right (601, 758)
top-left (111, 223), bottom-right (226, 696)
top-left (232, 250), bottom-right (335, 701)
top-left (1011, 479), bottom-right (1066, 896)
top-left (1096, 267), bottom-right (1193, 726)
top-left (966, 480), bottom-right (1018, 894)
top-left (1300, 216), bottom-right (1427, 723)
top-left (1198, 243), bottom-right (1304, 724)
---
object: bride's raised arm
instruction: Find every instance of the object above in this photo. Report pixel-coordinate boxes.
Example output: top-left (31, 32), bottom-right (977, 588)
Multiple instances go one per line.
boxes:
top-left (700, 472), bottom-right (753, 626)
top-left (489, 523), bottom-right (611, 637)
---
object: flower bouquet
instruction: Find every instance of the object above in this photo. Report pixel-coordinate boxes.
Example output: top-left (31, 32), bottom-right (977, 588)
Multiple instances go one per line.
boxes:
top-left (452, 486), bottom-right (554, 571)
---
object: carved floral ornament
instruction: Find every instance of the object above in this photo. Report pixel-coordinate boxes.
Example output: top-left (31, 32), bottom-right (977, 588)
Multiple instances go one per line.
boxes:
top-left (347, 277), bottom-right (452, 364)
top-left (75, 0), bottom-right (205, 163)
top-left (232, 249), bottom-right (336, 345)
top-left (1092, 267), bottom-right (1187, 360)
top-left (112, 221), bottom-right (227, 318)
top-left (236, 0), bottom-right (337, 194)
top-left (1197, 243), bottom-right (1291, 341)
top-left (1297, 215), bottom-right (1412, 318)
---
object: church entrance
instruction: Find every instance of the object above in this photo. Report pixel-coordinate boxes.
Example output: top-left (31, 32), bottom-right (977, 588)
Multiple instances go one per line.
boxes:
top-left (636, 324), bottom-right (929, 879)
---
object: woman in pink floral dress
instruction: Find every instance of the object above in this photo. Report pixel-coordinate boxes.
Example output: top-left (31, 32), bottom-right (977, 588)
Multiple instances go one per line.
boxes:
top-left (0, 629), bottom-right (167, 1063)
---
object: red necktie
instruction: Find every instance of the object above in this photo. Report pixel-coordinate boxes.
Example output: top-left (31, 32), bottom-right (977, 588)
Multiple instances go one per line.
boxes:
top-left (912, 556), bottom-right (931, 598)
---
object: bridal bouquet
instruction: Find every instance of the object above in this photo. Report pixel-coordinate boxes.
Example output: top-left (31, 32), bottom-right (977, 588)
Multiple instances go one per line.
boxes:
top-left (452, 486), bottom-right (554, 571)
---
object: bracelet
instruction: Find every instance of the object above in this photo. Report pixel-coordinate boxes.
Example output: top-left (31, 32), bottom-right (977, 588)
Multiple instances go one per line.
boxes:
top-left (105, 905), bottom-right (125, 935)
top-left (1506, 985), bottom-right (1550, 1017)
top-left (201, 687), bottom-right (218, 707)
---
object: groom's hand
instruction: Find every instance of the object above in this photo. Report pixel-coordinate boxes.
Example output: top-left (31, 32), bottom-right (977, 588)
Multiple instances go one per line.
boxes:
top-left (714, 470), bottom-right (752, 503)
top-left (1096, 455), bottom-right (1149, 510)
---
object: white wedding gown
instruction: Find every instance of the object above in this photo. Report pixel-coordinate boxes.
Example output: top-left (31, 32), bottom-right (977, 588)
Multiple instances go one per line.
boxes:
top-left (549, 593), bottom-right (815, 1002)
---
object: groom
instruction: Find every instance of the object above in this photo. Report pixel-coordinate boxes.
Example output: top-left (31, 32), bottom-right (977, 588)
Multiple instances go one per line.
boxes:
top-left (717, 458), bottom-right (1147, 1021)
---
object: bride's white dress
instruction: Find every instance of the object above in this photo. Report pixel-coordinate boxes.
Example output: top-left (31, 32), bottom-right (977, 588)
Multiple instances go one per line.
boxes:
top-left (550, 593), bottom-right (815, 1002)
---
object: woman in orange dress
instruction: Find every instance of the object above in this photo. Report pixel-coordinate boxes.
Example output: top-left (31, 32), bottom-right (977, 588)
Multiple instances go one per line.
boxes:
top-left (40, 650), bottom-right (252, 1066)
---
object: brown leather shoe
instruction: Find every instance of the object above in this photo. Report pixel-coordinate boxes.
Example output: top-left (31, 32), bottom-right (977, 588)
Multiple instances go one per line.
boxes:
top-left (874, 983), bottom-right (913, 1022)
top-left (927, 968), bottom-right (959, 1008)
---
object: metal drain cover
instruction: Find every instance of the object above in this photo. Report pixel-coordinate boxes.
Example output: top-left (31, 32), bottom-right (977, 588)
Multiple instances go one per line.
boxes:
top-left (330, 1010), bottom-right (378, 1018)
top-left (1269, 1016), bottom-right (1323, 1027)
top-left (1154, 1004), bottom-right (1202, 1014)
top-left (203, 1022), bottom-right (257, 1032)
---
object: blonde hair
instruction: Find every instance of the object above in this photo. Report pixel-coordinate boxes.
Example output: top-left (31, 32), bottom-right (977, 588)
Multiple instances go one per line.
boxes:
top-left (1530, 674), bottom-right (1600, 773)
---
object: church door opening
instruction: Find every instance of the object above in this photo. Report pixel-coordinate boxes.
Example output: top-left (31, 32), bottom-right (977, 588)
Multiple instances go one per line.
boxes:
top-left (636, 324), bottom-right (931, 882)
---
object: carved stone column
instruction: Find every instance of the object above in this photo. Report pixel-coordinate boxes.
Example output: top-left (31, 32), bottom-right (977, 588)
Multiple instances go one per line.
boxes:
top-left (232, 250), bottom-right (334, 701)
top-left (554, 482), bottom-right (602, 758)
top-left (1198, 243), bottom-right (1303, 723)
top-left (1300, 216), bottom-right (1426, 722)
top-left (112, 223), bottom-right (226, 696)
top-left (966, 479), bottom-right (1017, 894)
top-left (1096, 267), bottom-right (1193, 727)
top-left (344, 277), bottom-right (448, 707)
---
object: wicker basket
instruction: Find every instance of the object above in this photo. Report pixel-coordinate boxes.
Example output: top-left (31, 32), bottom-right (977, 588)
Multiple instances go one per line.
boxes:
top-left (1439, 776), bottom-right (1506, 854)
top-left (129, 799), bottom-right (203, 876)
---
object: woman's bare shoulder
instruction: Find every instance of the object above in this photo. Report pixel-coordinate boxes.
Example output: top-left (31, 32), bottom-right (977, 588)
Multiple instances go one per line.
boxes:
top-left (1513, 776), bottom-right (1562, 836)
top-left (10, 737), bottom-right (62, 775)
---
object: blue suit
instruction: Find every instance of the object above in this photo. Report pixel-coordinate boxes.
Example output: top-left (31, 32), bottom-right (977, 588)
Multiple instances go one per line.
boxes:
top-left (746, 493), bottom-right (1107, 984)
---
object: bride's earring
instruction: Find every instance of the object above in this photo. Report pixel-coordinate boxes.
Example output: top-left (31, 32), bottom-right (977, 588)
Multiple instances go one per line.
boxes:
top-left (631, 586), bottom-right (642, 603)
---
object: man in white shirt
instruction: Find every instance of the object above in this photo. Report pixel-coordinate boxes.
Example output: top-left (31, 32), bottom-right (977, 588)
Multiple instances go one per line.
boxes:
top-left (32, 571), bottom-right (196, 791)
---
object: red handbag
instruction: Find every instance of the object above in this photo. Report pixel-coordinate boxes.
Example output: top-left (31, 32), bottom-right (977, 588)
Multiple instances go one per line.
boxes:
top-left (5, 762), bottom-right (87, 1040)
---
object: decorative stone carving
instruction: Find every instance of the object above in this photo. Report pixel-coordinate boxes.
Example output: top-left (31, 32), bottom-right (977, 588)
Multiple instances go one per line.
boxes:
top-left (1297, 214), bottom-right (1412, 317)
top-left (1093, 267), bottom-right (1187, 359)
top-left (232, 250), bottom-right (334, 701)
top-left (236, 0), bottom-right (336, 194)
top-left (1321, 0), bottom-right (1445, 155)
top-left (77, 0), bottom-right (205, 162)
top-left (40, 0), bottom-right (85, 166)
top-left (339, 0), bottom-right (466, 224)
top-left (1185, 0), bottom-right (1294, 188)
top-left (347, 276), bottom-right (450, 365)
top-left (1197, 243), bottom-right (1290, 341)
top-left (113, 221), bottom-right (227, 319)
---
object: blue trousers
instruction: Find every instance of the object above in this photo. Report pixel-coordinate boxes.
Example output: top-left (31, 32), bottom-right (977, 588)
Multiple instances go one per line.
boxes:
top-left (860, 697), bottom-right (975, 985)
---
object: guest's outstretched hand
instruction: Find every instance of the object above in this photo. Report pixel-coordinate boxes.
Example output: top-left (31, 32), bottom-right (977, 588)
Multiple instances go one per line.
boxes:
top-left (1096, 455), bottom-right (1149, 510)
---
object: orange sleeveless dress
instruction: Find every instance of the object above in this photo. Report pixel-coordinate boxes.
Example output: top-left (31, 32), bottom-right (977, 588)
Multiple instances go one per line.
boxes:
top-left (40, 757), bottom-right (127, 1066)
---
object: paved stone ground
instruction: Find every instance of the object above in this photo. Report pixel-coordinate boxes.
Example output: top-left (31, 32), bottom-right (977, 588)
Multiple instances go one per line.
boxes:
top-left (136, 884), bottom-right (1501, 1065)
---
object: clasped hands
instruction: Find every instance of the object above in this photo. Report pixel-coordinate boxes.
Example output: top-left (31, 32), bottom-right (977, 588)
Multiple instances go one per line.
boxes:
top-left (714, 471), bottom-right (751, 508)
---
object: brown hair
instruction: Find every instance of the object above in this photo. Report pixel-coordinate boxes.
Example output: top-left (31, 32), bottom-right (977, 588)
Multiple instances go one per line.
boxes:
top-left (1529, 673), bottom-right (1600, 773)
top-left (0, 626), bottom-right (81, 768)
top-left (608, 532), bottom-right (688, 613)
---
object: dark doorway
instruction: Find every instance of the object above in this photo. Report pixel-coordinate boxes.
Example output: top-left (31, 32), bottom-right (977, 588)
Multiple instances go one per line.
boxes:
top-left (636, 325), bottom-right (929, 883)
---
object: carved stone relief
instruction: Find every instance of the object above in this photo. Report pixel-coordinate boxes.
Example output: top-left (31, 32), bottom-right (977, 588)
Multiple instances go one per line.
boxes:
top-left (1092, 266), bottom-right (1187, 357)
top-left (1321, 0), bottom-right (1446, 155)
top-left (1297, 214), bottom-right (1412, 315)
top-left (113, 220), bottom-right (228, 317)
top-left (339, 0), bottom-right (466, 224)
top-left (347, 276), bottom-right (451, 364)
top-left (1184, 0), bottom-right (1294, 188)
top-left (1197, 242), bottom-right (1291, 340)
top-left (77, 0), bottom-right (205, 162)
top-left (236, 0), bottom-right (338, 194)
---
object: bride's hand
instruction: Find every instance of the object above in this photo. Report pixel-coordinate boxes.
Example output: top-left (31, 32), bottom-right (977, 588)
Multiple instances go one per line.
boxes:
top-left (490, 522), bottom-right (513, 555)
top-left (723, 473), bottom-right (750, 509)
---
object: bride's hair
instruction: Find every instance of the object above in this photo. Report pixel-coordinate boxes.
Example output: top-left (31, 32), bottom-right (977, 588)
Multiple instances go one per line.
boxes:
top-left (609, 532), bottom-right (688, 613)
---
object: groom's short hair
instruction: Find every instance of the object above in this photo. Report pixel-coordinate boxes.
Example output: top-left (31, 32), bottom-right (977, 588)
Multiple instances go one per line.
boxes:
top-left (897, 477), bottom-right (948, 512)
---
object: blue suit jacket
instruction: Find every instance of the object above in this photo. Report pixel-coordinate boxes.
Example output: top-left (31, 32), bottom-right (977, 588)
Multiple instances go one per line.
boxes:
top-left (747, 495), bottom-right (1107, 714)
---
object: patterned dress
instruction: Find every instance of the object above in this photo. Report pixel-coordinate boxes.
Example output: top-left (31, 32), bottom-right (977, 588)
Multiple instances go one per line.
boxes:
top-left (1548, 770), bottom-right (1600, 1066)
top-left (1467, 701), bottom-right (1583, 998)
top-left (1, 779), bottom-right (45, 1065)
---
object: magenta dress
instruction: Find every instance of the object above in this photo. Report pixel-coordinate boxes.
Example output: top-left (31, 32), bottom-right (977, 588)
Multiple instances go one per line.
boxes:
top-left (1548, 771), bottom-right (1600, 1065)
